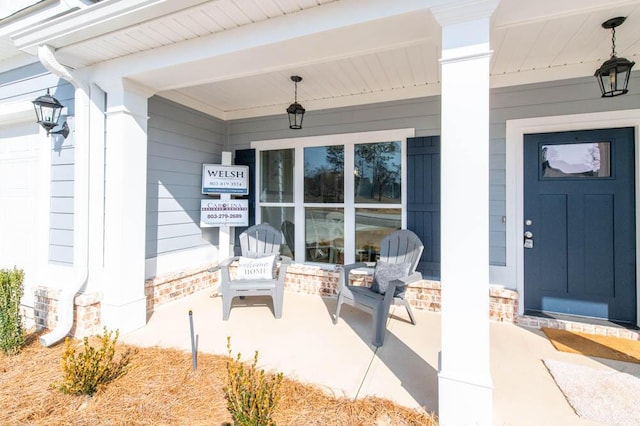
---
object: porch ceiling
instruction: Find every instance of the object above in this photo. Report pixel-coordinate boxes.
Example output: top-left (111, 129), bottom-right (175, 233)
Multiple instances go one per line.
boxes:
top-left (3, 0), bottom-right (640, 120)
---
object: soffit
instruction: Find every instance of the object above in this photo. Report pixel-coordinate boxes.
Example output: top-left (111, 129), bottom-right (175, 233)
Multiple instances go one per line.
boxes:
top-left (3, 0), bottom-right (640, 120)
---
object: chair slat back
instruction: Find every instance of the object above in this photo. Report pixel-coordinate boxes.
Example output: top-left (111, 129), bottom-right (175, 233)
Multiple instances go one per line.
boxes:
top-left (240, 223), bottom-right (282, 257)
top-left (378, 229), bottom-right (424, 273)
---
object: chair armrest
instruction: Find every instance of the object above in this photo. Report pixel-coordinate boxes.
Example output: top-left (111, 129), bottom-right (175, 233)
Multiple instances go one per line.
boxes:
top-left (397, 271), bottom-right (423, 286)
top-left (219, 256), bottom-right (240, 284)
top-left (278, 255), bottom-right (292, 275)
top-left (276, 256), bottom-right (292, 285)
top-left (220, 256), bottom-right (240, 268)
top-left (337, 262), bottom-right (369, 292)
top-left (342, 262), bottom-right (369, 275)
top-left (383, 271), bottom-right (423, 304)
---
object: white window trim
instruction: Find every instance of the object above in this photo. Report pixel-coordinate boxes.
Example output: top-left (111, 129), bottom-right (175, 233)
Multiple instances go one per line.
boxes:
top-left (252, 128), bottom-right (415, 265)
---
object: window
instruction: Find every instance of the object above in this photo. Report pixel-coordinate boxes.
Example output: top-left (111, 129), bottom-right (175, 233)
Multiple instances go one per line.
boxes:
top-left (354, 142), bottom-right (401, 203)
top-left (260, 149), bottom-right (294, 202)
top-left (253, 129), bottom-right (414, 265)
top-left (541, 142), bottom-right (611, 178)
top-left (305, 146), bottom-right (344, 203)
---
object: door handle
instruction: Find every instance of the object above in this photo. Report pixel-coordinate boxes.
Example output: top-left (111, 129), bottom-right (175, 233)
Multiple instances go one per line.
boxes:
top-left (524, 231), bottom-right (533, 249)
top-left (524, 231), bottom-right (534, 249)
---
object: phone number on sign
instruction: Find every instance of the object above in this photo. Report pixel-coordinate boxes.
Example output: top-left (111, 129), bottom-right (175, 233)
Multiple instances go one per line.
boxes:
top-left (207, 214), bottom-right (244, 219)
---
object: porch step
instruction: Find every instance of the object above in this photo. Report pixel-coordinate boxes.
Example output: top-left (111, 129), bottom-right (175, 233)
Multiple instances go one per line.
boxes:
top-left (518, 314), bottom-right (640, 341)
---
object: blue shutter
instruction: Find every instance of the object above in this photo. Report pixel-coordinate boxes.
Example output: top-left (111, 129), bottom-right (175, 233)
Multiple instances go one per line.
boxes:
top-left (407, 136), bottom-right (440, 279)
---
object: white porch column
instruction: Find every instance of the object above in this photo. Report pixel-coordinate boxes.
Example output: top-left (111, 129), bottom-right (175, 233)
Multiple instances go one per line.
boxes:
top-left (433, 2), bottom-right (497, 425)
top-left (86, 83), bottom-right (107, 294)
top-left (101, 79), bottom-right (154, 333)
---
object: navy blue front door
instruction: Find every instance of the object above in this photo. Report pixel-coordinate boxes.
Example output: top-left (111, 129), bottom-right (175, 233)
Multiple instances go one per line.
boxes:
top-left (524, 128), bottom-right (636, 323)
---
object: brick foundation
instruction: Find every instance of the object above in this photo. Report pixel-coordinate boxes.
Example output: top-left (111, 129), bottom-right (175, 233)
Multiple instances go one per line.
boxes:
top-left (517, 315), bottom-right (640, 340)
top-left (26, 287), bottom-right (102, 338)
top-left (283, 264), bottom-right (342, 296)
top-left (282, 264), bottom-right (520, 323)
top-left (489, 286), bottom-right (520, 322)
top-left (144, 264), bottom-right (219, 318)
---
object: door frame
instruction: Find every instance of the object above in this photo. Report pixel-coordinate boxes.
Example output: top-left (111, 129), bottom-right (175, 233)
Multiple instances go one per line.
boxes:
top-left (506, 109), bottom-right (640, 326)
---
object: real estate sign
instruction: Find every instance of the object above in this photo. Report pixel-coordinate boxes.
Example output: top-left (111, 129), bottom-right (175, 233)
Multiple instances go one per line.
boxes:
top-left (200, 199), bottom-right (249, 227)
top-left (201, 164), bottom-right (249, 194)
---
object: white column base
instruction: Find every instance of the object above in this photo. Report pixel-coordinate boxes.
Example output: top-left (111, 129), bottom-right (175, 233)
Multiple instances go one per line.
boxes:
top-left (101, 296), bottom-right (147, 334)
top-left (438, 371), bottom-right (493, 426)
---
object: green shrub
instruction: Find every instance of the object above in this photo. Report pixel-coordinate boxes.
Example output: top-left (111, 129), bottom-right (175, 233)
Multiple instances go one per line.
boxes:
top-left (224, 337), bottom-right (283, 426)
top-left (57, 327), bottom-right (131, 396)
top-left (0, 267), bottom-right (25, 355)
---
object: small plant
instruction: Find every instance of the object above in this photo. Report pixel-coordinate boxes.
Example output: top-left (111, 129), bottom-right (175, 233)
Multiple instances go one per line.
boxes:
top-left (57, 327), bottom-right (131, 396)
top-left (0, 267), bottom-right (26, 355)
top-left (224, 337), bottom-right (283, 426)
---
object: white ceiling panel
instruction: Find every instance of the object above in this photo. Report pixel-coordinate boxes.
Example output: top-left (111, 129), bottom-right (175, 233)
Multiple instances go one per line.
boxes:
top-left (517, 18), bottom-right (583, 72)
top-left (248, 0), bottom-right (286, 17)
top-left (234, 0), bottom-right (269, 22)
top-left (3, 0), bottom-right (640, 120)
top-left (203, 4), bottom-right (242, 29)
top-left (215, 1), bottom-right (254, 26)
top-left (273, 0), bottom-right (305, 14)
top-left (349, 55), bottom-right (384, 93)
top-left (184, 9), bottom-right (225, 34)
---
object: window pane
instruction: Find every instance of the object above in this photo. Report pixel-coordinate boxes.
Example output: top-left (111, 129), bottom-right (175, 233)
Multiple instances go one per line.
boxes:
top-left (305, 207), bottom-right (344, 264)
top-left (355, 208), bottom-right (401, 262)
top-left (260, 149), bottom-right (294, 202)
top-left (304, 146), bottom-right (344, 203)
top-left (542, 142), bottom-right (611, 178)
top-left (261, 207), bottom-right (294, 257)
top-left (354, 141), bottom-right (401, 203)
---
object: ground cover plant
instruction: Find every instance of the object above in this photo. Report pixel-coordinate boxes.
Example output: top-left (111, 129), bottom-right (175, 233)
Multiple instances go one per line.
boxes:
top-left (225, 337), bottom-right (283, 426)
top-left (57, 328), bottom-right (132, 396)
top-left (0, 267), bottom-right (25, 355)
top-left (0, 331), bottom-right (437, 425)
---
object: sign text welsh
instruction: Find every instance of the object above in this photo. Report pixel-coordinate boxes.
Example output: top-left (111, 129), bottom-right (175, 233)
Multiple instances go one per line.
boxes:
top-left (202, 164), bottom-right (249, 195)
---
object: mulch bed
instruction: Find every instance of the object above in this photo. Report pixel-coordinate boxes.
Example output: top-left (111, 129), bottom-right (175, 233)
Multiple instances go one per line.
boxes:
top-left (0, 332), bottom-right (437, 425)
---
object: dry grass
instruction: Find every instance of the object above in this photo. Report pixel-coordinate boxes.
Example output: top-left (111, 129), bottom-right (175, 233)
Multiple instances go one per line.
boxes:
top-left (0, 332), bottom-right (437, 425)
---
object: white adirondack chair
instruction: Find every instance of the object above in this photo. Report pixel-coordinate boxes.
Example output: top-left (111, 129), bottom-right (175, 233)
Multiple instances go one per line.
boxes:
top-left (219, 223), bottom-right (291, 320)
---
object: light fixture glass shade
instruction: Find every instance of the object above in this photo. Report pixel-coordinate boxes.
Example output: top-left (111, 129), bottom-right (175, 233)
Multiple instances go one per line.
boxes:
top-left (287, 101), bottom-right (305, 130)
top-left (595, 55), bottom-right (635, 97)
top-left (32, 90), bottom-right (64, 134)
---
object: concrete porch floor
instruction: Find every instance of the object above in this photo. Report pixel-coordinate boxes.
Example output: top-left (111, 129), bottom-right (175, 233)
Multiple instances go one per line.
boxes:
top-left (121, 289), bottom-right (639, 425)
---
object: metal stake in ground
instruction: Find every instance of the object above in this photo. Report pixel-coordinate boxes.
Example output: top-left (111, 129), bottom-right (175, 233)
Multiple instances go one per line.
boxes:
top-left (189, 310), bottom-right (197, 371)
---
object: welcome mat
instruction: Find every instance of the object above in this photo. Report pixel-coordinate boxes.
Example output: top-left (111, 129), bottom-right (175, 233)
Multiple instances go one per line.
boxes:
top-left (542, 327), bottom-right (640, 364)
top-left (544, 359), bottom-right (640, 426)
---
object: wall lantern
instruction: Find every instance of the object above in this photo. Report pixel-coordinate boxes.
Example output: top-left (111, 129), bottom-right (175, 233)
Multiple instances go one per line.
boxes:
top-left (32, 89), bottom-right (69, 138)
top-left (594, 17), bottom-right (635, 97)
top-left (286, 75), bottom-right (305, 130)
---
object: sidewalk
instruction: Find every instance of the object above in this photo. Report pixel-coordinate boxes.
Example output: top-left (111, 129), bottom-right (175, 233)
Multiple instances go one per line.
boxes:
top-left (121, 289), bottom-right (636, 425)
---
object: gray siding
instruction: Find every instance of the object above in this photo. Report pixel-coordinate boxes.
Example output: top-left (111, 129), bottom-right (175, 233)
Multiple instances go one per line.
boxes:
top-left (146, 96), bottom-right (225, 259)
top-left (49, 128), bottom-right (75, 265)
top-left (488, 73), bottom-right (640, 265)
top-left (227, 73), bottom-right (640, 266)
top-left (47, 82), bottom-right (75, 265)
top-left (0, 62), bottom-right (75, 265)
top-left (228, 96), bottom-right (441, 148)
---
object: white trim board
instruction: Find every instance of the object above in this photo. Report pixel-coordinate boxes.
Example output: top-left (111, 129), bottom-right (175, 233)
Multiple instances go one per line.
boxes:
top-left (505, 109), bottom-right (640, 326)
top-left (0, 100), bottom-right (34, 125)
top-left (145, 245), bottom-right (217, 280)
